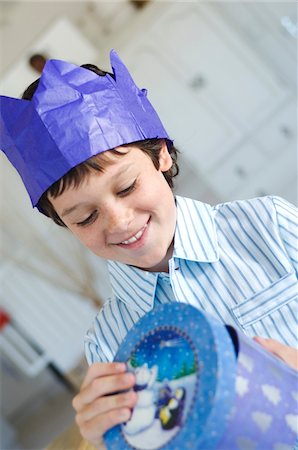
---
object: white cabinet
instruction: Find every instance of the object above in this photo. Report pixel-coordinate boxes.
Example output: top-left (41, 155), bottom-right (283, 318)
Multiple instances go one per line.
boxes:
top-left (150, 4), bottom-right (288, 128)
top-left (211, 2), bottom-right (297, 88)
top-left (209, 142), bottom-right (266, 198)
top-left (208, 101), bottom-right (297, 202)
top-left (113, 2), bottom-right (296, 203)
top-left (254, 101), bottom-right (297, 157)
top-left (236, 149), bottom-right (297, 205)
top-left (125, 46), bottom-right (239, 173)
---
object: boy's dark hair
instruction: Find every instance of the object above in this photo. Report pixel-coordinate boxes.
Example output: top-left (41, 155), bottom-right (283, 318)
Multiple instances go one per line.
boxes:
top-left (22, 64), bottom-right (179, 227)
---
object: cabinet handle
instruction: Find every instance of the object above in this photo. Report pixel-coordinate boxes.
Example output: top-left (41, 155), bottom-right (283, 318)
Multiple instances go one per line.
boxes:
top-left (235, 166), bottom-right (247, 178)
top-left (280, 125), bottom-right (293, 139)
top-left (189, 75), bottom-right (207, 90)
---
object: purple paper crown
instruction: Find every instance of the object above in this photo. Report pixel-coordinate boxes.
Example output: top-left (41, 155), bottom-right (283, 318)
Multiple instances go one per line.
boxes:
top-left (0, 50), bottom-right (170, 207)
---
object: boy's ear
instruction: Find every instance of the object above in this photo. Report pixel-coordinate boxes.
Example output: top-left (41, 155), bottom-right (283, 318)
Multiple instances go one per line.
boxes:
top-left (159, 141), bottom-right (173, 172)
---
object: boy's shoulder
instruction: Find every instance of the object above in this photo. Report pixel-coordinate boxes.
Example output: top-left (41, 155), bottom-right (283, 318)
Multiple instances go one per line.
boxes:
top-left (211, 195), bottom-right (297, 220)
top-left (208, 195), bottom-right (297, 240)
top-left (175, 194), bottom-right (295, 238)
top-left (211, 195), bottom-right (295, 219)
top-left (178, 194), bottom-right (286, 214)
top-left (212, 195), bottom-right (278, 213)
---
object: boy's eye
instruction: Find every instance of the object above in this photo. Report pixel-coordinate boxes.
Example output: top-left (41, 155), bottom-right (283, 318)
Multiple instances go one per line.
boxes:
top-left (77, 210), bottom-right (98, 227)
top-left (117, 180), bottom-right (137, 197)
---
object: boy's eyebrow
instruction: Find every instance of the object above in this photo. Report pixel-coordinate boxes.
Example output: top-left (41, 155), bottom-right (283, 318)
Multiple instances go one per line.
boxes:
top-left (61, 202), bottom-right (88, 218)
top-left (61, 163), bottom-right (133, 218)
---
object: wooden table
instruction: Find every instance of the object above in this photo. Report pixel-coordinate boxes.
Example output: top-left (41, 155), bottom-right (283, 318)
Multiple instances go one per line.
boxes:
top-left (46, 423), bottom-right (98, 450)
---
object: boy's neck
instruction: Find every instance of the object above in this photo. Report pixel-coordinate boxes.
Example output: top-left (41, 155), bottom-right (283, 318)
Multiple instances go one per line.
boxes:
top-left (135, 240), bottom-right (174, 274)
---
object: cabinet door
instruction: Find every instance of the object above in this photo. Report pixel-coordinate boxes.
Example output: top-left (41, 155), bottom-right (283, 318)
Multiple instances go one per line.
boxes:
top-left (150, 3), bottom-right (288, 128)
top-left (236, 148), bottom-right (297, 205)
top-left (212, 2), bottom-right (297, 87)
top-left (208, 142), bottom-right (266, 199)
top-left (236, 103), bottom-right (297, 203)
top-left (125, 45), bottom-right (239, 172)
top-left (254, 101), bottom-right (297, 157)
top-left (207, 100), bottom-right (297, 201)
top-left (116, 1), bottom-right (295, 203)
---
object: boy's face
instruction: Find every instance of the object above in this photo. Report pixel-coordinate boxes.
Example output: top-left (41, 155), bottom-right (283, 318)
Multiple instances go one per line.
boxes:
top-left (50, 143), bottom-right (177, 272)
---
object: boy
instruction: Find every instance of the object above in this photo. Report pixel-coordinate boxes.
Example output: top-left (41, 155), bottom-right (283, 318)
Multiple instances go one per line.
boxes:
top-left (1, 50), bottom-right (297, 449)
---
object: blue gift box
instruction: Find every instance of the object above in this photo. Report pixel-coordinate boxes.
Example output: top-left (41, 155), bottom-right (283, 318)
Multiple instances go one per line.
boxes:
top-left (104, 303), bottom-right (298, 450)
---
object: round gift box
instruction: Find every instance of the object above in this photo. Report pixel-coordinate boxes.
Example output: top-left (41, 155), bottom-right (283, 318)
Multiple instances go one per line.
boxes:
top-left (104, 303), bottom-right (237, 450)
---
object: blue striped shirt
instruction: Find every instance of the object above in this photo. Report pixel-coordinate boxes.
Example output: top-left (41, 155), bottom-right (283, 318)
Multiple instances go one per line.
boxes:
top-left (85, 195), bottom-right (298, 364)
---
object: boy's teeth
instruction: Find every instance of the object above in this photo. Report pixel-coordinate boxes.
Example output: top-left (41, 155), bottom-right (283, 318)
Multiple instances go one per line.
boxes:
top-left (121, 227), bottom-right (145, 245)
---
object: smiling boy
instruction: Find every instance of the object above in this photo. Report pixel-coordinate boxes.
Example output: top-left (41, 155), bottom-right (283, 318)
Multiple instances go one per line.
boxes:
top-left (1, 50), bottom-right (297, 449)
top-left (50, 144), bottom-right (176, 272)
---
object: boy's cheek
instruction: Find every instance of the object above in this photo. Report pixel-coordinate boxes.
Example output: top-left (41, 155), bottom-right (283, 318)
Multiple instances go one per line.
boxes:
top-left (69, 228), bottom-right (104, 252)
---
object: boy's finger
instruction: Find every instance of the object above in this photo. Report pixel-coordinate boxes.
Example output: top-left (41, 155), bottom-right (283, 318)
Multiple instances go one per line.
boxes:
top-left (73, 372), bottom-right (135, 410)
top-left (81, 362), bottom-right (126, 389)
top-left (254, 336), bottom-right (298, 371)
top-left (253, 336), bottom-right (283, 351)
top-left (79, 407), bottom-right (132, 444)
top-left (76, 390), bottom-right (137, 424)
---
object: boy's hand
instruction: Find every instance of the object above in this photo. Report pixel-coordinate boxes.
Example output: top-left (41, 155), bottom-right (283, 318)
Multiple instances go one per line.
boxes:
top-left (72, 362), bottom-right (137, 449)
top-left (254, 336), bottom-right (298, 371)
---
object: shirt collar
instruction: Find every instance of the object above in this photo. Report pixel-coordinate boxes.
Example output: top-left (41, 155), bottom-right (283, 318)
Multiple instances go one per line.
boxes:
top-left (107, 196), bottom-right (219, 313)
top-left (107, 260), bottom-right (158, 314)
top-left (173, 196), bottom-right (219, 263)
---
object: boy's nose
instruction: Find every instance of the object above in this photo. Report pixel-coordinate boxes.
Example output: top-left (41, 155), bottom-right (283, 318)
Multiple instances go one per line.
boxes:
top-left (105, 203), bottom-right (133, 234)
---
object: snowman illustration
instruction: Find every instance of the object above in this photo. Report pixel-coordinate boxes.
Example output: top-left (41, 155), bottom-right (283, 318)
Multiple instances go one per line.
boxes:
top-left (122, 363), bottom-right (158, 436)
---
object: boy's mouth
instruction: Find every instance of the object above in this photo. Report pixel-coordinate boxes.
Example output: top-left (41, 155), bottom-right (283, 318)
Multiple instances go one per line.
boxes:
top-left (118, 219), bottom-right (150, 247)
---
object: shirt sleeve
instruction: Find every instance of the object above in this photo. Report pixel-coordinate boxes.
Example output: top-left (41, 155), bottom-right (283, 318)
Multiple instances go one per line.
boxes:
top-left (84, 325), bottom-right (112, 364)
top-left (84, 328), bottom-right (107, 365)
top-left (84, 296), bottom-right (132, 365)
top-left (272, 196), bottom-right (298, 275)
top-left (84, 300), bottom-right (118, 365)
